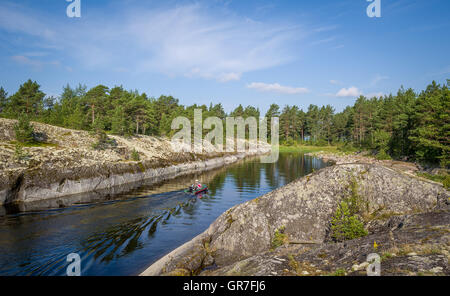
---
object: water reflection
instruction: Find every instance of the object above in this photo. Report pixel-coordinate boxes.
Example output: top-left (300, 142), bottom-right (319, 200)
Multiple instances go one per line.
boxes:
top-left (0, 153), bottom-right (326, 276)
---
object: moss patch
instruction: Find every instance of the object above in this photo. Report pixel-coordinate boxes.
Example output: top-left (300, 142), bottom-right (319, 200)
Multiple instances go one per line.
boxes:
top-left (163, 268), bottom-right (191, 276)
top-left (271, 226), bottom-right (288, 251)
top-left (10, 141), bottom-right (58, 148)
top-left (416, 172), bottom-right (450, 189)
top-left (328, 268), bottom-right (346, 276)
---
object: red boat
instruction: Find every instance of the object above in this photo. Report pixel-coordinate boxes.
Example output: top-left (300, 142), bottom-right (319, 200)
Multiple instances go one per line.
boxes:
top-left (185, 184), bottom-right (208, 194)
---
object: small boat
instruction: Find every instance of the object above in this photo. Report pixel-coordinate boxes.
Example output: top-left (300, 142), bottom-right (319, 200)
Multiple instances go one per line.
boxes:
top-left (185, 184), bottom-right (208, 195)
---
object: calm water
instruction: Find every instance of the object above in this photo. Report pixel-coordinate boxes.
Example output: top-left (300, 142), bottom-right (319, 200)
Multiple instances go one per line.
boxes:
top-left (0, 153), bottom-right (326, 276)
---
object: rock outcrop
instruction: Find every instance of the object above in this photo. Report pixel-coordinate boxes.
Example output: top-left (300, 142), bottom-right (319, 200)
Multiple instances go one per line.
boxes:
top-left (305, 151), bottom-right (421, 175)
top-left (0, 119), bottom-right (270, 208)
top-left (140, 163), bottom-right (449, 276)
top-left (202, 211), bottom-right (450, 276)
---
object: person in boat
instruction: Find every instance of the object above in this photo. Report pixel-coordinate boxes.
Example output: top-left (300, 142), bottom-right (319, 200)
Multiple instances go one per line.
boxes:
top-left (189, 180), bottom-right (202, 192)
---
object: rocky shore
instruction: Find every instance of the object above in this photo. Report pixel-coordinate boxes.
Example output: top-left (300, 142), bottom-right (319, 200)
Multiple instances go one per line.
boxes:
top-left (306, 150), bottom-right (449, 177)
top-left (0, 119), bottom-right (270, 209)
top-left (305, 151), bottom-right (421, 175)
top-left (140, 160), bottom-right (449, 276)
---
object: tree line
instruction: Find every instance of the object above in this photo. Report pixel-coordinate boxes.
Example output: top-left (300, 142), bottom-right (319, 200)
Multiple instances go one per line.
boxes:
top-left (0, 79), bottom-right (448, 166)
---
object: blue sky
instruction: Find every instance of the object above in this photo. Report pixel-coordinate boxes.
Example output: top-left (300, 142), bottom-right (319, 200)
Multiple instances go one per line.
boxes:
top-left (0, 0), bottom-right (449, 113)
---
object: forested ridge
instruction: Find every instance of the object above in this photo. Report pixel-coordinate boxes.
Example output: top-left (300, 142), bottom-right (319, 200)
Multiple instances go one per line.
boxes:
top-left (0, 79), bottom-right (448, 166)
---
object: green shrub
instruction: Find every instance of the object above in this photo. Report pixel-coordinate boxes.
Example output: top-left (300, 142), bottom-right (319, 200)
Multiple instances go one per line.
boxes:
top-left (337, 143), bottom-right (357, 153)
top-left (330, 201), bottom-right (368, 242)
top-left (444, 175), bottom-right (450, 190)
top-left (314, 139), bottom-right (328, 146)
top-left (381, 252), bottom-right (393, 262)
top-left (14, 143), bottom-right (31, 162)
top-left (284, 138), bottom-right (295, 146)
top-left (373, 130), bottom-right (390, 154)
top-left (346, 179), bottom-right (367, 215)
top-left (376, 149), bottom-right (392, 160)
top-left (14, 114), bottom-right (35, 144)
top-left (131, 149), bottom-right (140, 161)
top-left (271, 226), bottom-right (288, 250)
top-left (330, 269), bottom-right (346, 276)
top-left (417, 172), bottom-right (450, 189)
top-left (92, 131), bottom-right (117, 150)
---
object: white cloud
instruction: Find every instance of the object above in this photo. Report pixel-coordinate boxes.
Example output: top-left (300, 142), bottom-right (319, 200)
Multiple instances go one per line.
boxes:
top-left (370, 74), bottom-right (389, 86)
top-left (11, 55), bottom-right (61, 70)
top-left (331, 44), bottom-right (344, 50)
top-left (18, 51), bottom-right (49, 57)
top-left (330, 80), bottom-right (340, 85)
top-left (310, 36), bottom-right (336, 46)
top-left (333, 86), bottom-right (384, 98)
top-left (313, 25), bottom-right (338, 32)
top-left (11, 55), bottom-right (42, 68)
top-left (127, 5), bottom-right (302, 82)
top-left (218, 73), bottom-right (242, 82)
top-left (247, 82), bottom-right (309, 95)
top-left (336, 87), bottom-right (361, 97)
top-left (0, 2), bottom-right (56, 40)
top-left (365, 92), bottom-right (384, 98)
top-left (0, 3), bottom-right (303, 83)
top-left (426, 65), bottom-right (450, 77)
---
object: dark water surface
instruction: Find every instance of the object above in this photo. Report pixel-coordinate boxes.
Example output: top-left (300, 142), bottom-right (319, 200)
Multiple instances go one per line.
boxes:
top-left (0, 153), bottom-right (326, 276)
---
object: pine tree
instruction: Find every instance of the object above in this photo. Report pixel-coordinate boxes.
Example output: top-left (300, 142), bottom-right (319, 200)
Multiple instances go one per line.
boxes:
top-left (2, 78), bottom-right (448, 165)
top-left (7, 80), bottom-right (45, 117)
top-left (322, 105), bottom-right (335, 145)
top-left (306, 104), bottom-right (320, 143)
top-left (0, 87), bottom-right (8, 115)
top-left (85, 85), bottom-right (109, 127)
top-left (390, 87), bottom-right (416, 157)
top-left (14, 114), bottom-right (35, 144)
top-left (297, 109), bottom-right (306, 142)
top-left (409, 81), bottom-right (449, 166)
top-left (265, 104), bottom-right (280, 140)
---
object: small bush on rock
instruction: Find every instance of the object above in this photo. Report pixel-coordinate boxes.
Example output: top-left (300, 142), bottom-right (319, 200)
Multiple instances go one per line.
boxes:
top-left (330, 200), bottom-right (368, 242)
top-left (346, 179), bottom-right (368, 215)
top-left (443, 175), bottom-right (450, 190)
top-left (131, 149), bottom-right (140, 161)
top-left (271, 226), bottom-right (288, 250)
top-left (92, 131), bottom-right (117, 150)
top-left (376, 149), bottom-right (392, 160)
top-left (417, 172), bottom-right (450, 189)
top-left (330, 269), bottom-right (346, 276)
top-left (14, 114), bottom-right (35, 144)
top-left (14, 143), bottom-right (31, 162)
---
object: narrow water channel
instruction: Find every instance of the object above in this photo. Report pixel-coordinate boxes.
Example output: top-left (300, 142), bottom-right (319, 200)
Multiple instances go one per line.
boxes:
top-left (0, 152), bottom-right (326, 276)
